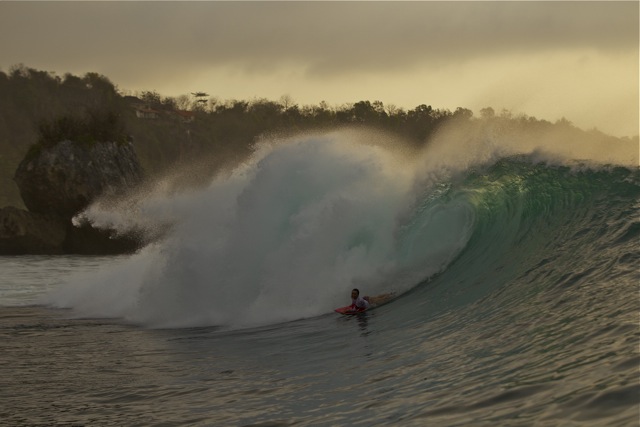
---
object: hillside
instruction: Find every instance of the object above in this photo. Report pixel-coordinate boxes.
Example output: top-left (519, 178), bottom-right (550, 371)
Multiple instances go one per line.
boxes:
top-left (1, 64), bottom-right (636, 208)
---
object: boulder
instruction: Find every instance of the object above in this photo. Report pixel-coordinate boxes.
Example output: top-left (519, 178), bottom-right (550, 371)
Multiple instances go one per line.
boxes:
top-left (0, 207), bottom-right (66, 254)
top-left (14, 140), bottom-right (144, 218)
top-left (6, 138), bottom-right (145, 254)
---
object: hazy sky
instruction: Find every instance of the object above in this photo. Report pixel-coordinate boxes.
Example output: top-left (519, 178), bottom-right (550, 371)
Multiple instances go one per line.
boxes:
top-left (1, 1), bottom-right (638, 136)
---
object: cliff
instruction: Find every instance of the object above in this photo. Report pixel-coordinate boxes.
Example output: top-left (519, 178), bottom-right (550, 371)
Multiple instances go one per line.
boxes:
top-left (15, 140), bottom-right (143, 217)
top-left (0, 139), bottom-right (144, 254)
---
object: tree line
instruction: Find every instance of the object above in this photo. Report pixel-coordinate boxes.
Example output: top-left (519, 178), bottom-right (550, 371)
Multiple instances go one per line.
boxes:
top-left (0, 64), bottom-right (635, 207)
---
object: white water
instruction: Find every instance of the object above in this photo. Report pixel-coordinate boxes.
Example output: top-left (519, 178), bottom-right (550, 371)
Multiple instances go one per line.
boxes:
top-left (46, 132), bottom-right (475, 328)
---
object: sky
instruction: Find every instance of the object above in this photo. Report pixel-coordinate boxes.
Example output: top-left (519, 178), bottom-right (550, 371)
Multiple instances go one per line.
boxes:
top-left (0, 1), bottom-right (638, 137)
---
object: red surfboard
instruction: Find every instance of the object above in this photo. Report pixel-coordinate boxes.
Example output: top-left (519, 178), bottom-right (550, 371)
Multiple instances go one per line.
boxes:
top-left (335, 306), bottom-right (367, 315)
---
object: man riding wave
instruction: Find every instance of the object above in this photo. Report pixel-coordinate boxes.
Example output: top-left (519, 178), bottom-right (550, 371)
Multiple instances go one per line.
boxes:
top-left (348, 288), bottom-right (395, 313)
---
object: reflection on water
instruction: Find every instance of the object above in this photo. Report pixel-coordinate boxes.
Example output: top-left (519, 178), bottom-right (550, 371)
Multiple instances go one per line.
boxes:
top-left (0, 256), bottom-right (122, 306)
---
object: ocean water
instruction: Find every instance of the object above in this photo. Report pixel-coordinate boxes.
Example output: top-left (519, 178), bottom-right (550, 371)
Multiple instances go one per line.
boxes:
top-left (1, 128), bottom-right (638, 426)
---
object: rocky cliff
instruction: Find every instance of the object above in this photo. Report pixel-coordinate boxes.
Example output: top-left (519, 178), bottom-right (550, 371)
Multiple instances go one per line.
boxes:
top-left (0, 207), bottom-right (66, 254)
top-left (0, 139), bottom-right (144, 254)
top-left (15, 140), bottom-right (143, 217)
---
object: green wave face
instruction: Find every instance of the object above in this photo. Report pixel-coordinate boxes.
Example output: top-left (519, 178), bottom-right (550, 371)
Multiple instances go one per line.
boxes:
top-left (401, 159), bottom-right (639, 323)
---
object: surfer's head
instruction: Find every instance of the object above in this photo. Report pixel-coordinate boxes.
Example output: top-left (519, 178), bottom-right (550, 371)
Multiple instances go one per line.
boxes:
top-left (351, 288), bottom-right (360, 299)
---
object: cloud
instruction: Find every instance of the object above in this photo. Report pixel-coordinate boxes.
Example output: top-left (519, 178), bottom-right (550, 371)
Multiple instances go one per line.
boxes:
top-left (1, 2), bottom-right (636, 75)
top-left (0, 1), bottom-right (637, 136)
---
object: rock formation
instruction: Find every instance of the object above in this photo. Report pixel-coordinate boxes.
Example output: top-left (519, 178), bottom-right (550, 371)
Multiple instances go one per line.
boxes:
top-left (0, 207), bottom-right (66, 254)
top-left (0, 139), bottom-right (144, 254)
top-left (15, 140), bottom-right (143, 218)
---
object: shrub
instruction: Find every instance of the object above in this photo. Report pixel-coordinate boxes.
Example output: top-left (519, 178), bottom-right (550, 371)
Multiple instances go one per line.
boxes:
top-left (36, 109), bottom-right (128, 149)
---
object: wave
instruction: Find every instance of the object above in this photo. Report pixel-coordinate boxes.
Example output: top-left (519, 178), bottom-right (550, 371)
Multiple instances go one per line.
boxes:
top-left (45, 126), bottom-right (639, 329)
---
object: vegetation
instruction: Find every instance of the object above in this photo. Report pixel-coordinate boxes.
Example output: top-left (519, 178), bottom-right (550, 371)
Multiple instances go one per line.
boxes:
top-left (37, 110), bottom-right (128, 148)
top-left (0, 64), bottom-right (636, 208)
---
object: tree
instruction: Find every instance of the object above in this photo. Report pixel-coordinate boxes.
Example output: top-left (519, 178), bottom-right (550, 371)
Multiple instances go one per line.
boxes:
top-left (139, 91), bottom-right (163, 106)
top-left (191, 92), bottom-right (209, 111)
top-left (480, 107), bottom-right (495, 119)
top-left (453, 107), bottom-right (473, 120)
top-left (175, 94), bottom-right (192, 111)
top-left (279, 94), bottom-right (295, 111)
top-left (409, 104), bottom-right (433, 118)
top-left (556, 117), bottom-right (573, 128)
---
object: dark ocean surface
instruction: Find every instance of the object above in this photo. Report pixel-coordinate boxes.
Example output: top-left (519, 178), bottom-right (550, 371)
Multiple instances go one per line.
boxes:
top-left (1, 132), bottom-right (638, 426)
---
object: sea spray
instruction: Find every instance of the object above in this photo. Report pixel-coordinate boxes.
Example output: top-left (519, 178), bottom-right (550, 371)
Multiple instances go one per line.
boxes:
top-left (48, 132), bottom-right (475, 328)
top-left (418, 116), bottom-right (638, 173)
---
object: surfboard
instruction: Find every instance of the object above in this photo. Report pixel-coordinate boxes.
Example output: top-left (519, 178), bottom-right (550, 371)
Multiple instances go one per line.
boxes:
top-left (335, 306), bottom-right (367, 315)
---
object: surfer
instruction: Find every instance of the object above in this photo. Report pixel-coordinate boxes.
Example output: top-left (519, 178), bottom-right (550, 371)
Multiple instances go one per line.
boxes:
top-left (335, 289), bottom-right (396, 315)
top-left (350, 288), bottom-right (396, 311)
top-left (350, 288), bottom-right (370, 312)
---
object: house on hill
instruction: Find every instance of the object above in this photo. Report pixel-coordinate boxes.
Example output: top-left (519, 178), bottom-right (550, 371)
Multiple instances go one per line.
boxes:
top-left (133, 105), bottom-right (162, 119)
top-left (126, 96), bottom-right (196, 122)
top-left (173, 110), bottom-right (196, 123)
